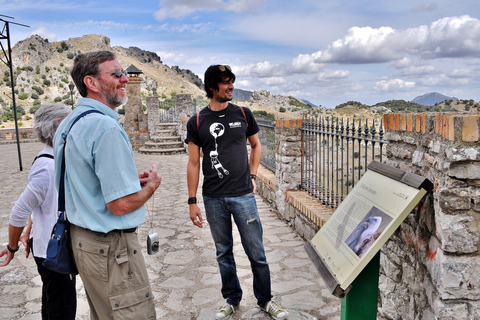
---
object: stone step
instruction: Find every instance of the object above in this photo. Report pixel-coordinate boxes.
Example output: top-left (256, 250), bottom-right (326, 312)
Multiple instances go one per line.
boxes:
top-left (150, 135), bottom-right (182, 142)
top-left (155, 123), bottom-right (177, 129)
top-left (152, 130), bottom-right (178, 137)
top-left (138, 147), bottom-right (186, 155)
top-left (142, 141), bottom-right (184, 149)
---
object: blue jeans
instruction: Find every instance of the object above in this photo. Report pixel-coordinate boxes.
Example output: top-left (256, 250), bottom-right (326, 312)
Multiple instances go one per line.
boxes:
top-left (204, 193), bottom-right (272, 307)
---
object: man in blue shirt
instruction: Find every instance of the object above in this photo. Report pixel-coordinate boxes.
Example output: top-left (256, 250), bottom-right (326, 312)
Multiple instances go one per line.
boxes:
top-left (53, 51), bottom-right (161, 320)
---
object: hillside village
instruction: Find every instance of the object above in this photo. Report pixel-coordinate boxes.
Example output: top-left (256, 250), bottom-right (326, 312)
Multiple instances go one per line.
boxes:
top-left (1, 34), bottom-right (479, 129)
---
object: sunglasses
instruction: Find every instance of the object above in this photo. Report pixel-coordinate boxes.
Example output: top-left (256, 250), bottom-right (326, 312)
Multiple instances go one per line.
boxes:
top-left (98, 69), bottom-right (128, 78)
top-left (218, 65), bottom-right (232, 72)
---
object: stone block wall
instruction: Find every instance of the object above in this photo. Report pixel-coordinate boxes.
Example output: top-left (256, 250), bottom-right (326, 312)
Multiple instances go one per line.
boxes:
top-left (124, 76), bottom-right (148, 150)
top-left (381, 113), bottom-right (480, 320)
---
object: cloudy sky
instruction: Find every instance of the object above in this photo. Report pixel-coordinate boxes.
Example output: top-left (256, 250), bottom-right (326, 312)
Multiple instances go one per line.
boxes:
top-left (1, 0), bottom-right (480, 108)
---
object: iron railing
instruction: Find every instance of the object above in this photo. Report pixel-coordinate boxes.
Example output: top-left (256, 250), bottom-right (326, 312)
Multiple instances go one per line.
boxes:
top-left (158, 100), bottom-right (177, 123)
top-left (257, 119), bottom-right (276, 173)
top-left (301, 116), bottom-right (387, 208)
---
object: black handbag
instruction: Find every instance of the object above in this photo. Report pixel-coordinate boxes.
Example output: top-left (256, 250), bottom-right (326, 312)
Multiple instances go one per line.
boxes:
top-left (43, 109), bottom-right (104, 275)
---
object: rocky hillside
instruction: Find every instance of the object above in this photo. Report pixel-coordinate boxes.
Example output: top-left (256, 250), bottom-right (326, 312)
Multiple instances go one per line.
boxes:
top-left (0, 34), bottom-right (205, 127)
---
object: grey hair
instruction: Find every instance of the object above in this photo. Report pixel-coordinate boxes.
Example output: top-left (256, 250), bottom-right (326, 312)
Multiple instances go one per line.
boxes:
top-left (34, 103), bottom-right (71, 146)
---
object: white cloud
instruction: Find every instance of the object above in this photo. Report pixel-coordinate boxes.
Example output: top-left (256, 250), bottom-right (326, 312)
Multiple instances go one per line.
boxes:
top-left (396, 65), bottom-right (439, 76)
top-left (448, 68), bottom-right (471, 78)
top-left (260, 77), bottom-right (287, 86)
top-left (31, 27), bottom-right (56, 42)
top-left (315, 15), bottom-right (480, 64)
top-left (155, 0), bottom-right (266, 20)
top-left (373, 79), bottom-right (415, 92)
top-left (394, 58), bottom-right (413, 69)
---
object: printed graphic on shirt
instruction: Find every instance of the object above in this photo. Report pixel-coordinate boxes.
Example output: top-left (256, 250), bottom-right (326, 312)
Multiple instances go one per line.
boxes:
top-left (229, 121), bottom-right (242, 128)
top-left (209, 123), bottom-right (229, 178)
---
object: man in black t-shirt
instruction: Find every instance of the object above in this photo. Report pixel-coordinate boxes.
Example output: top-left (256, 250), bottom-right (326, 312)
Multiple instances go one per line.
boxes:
top-left (185, 65), bottom-right (287, 320)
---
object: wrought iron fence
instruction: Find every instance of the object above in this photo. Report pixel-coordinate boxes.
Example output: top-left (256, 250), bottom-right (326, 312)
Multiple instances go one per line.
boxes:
top-left (301, 116), bottom-right (387, 208)
top-left (257, 118), bottom-right (276, 173)
top-left (158, 100), bottom-right (177, 123)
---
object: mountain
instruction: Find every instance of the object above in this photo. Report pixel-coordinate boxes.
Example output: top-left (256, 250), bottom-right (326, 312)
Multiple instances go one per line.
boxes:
top-left (233, 88), bottom-right (253, 101)
top-left (411, 92), bottom-right (458, 106)
top-left (0, 34), bottom-right (205, 116)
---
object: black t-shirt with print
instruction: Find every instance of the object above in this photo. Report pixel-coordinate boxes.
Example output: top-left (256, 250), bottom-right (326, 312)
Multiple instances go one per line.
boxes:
top-left (185, 103), bottom-right (259, 198)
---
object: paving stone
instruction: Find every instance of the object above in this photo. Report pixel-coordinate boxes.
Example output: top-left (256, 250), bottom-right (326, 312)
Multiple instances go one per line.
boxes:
top-left (0, 142), bottom-right (347, 320)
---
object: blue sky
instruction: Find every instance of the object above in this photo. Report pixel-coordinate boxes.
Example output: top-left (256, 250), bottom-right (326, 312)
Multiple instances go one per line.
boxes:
top-left (1, 0), bottom-right (480, 108)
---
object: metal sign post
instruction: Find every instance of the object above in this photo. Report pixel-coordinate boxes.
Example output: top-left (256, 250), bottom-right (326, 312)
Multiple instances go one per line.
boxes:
top-left (0, 14), bottom-right (29, 171)
top-left (340, 251), bottom-right (380, 320)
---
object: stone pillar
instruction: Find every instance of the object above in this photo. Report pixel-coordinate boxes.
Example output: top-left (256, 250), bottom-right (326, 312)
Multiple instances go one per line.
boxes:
top-left (124, 76), bottom-right (148, 150)
top-left (176, 93), bottom-right (193, 145)
top-left (274, 119), bottom-right (303, 221)
top-left (146, 96), bottom-right (159, 138)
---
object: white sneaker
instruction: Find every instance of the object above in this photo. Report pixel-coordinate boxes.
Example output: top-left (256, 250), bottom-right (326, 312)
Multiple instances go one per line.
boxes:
top-left (262, 301), bottom-right (288, 320)
top-left (215, 303), bottom-right (239, 319)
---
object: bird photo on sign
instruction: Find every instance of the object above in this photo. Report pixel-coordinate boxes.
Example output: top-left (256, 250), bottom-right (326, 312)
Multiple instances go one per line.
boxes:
top-left (345, 207), bottom-right (392, 258)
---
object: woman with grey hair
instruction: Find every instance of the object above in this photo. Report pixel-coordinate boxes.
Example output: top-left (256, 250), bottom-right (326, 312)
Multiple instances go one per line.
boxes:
top-left (0, 103), bottom-right (76, 320)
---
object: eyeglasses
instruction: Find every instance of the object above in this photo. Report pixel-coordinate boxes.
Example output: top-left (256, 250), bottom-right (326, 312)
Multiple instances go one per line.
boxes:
top-left (99, 69), bottom-right (128, 78)
top-left (218, 65), bottom-right (231, 72)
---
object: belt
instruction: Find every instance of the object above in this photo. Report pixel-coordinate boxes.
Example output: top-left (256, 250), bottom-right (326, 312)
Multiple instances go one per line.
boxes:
top-left (110, 227), bottom-right (137, 234)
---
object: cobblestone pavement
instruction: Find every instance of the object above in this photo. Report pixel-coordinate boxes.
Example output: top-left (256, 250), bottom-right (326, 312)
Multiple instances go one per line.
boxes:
top-left (0, 142), bottom-right (343, 320)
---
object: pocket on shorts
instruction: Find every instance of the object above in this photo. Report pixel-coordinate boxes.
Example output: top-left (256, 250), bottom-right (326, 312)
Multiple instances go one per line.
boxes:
top-left (110, 285), bottom-right (155, 320)
top-left (75, 236), bottom-right (109, 281)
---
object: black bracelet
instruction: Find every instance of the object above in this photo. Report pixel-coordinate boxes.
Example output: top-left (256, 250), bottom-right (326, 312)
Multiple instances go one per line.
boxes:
top-left (188, 197), bottom-right (197, 204)
top-left (250, 174), bottom-right (257, 181)
top-left (7, 244), bottom-right (19, 253)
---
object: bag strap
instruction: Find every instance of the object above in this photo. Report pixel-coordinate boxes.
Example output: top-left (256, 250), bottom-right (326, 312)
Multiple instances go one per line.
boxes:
top-left (58, 110), bottom-right (104, 212)
top-left (32, 154), bottom-right (54, 165)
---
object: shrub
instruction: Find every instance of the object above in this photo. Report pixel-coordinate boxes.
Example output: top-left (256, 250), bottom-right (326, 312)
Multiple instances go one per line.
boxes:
top-left (31, 93), bottom-right (39, 99)
top-left (279, 107), bottom-right (286, 113)
top-left (43, 79), bottom-right (51, 86)
top-left (18, 93), bottom-right (28, 100)
top-left (54, 97), bottom-right (62, 102)
top-left (32, 86), bottom-right (44, 95)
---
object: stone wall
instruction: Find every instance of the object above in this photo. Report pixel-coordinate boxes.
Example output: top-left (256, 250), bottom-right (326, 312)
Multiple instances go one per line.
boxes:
top-left (146, 96), bottom-right (159, 137)
top-left (381, 113), bottom-right (480, 319)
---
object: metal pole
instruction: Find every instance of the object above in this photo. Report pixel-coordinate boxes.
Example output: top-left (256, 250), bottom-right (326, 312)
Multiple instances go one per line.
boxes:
top-left (68, 83), bottom-right (75, 109)
top-left (6, 22), bottom-right (22, 171)
top-left (340, 251), bottom-right (380, 320)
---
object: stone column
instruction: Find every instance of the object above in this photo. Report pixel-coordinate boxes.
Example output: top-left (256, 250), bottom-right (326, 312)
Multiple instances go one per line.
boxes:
top-left (146, 96), bottom-right (159, 138)
top-left (176, 93), bottom-right (193, 145)
top-left (124, 76), bottom-right (148, 150)
top-left (274, 119), bottom-right (303, 221)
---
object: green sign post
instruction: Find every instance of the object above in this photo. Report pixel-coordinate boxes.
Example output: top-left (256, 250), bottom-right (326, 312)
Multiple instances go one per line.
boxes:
top-left (340, 252), bottom-right (380, 320)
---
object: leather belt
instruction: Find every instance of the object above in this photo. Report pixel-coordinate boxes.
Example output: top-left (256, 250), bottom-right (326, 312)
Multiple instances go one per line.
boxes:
top-left (110, 227), bottom-right (137, 234)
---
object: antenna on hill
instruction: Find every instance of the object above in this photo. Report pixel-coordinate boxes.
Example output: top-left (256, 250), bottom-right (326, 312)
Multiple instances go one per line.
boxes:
top-left (0, 15), bottom-right (30, 171)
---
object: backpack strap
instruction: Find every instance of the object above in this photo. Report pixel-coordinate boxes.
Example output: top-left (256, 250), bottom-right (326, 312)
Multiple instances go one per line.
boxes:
top-left (239, 106), bottom-right (248, 127)
top-left (32, 154), bottom-right (54, 165)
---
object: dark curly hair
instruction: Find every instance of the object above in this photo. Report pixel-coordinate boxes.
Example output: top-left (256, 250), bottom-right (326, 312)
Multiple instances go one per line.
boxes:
top-left (204, 65), bottom-right (235, 99)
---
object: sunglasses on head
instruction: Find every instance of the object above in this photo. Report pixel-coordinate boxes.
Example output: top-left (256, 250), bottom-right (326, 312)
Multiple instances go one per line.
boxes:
top-left (218, 65), bottom-right (231, 72)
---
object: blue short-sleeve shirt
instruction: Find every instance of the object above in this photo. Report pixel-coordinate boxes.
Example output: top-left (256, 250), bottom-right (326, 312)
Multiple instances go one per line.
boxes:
top-left (53, 98), bottom-right (143, 233)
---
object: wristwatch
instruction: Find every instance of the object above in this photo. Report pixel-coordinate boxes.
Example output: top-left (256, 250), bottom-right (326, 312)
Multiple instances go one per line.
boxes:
top-left (188, 197), bottom-right (197, 204)
top-left (7, 244), bottom-right (19, 253)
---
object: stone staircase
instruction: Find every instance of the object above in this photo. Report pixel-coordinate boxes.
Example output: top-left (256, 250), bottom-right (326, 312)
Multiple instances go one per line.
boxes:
top-left (138, 123), bottom-right (186, 155)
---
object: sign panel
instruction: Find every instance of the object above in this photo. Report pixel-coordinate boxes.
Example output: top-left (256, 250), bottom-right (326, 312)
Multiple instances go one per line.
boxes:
top-left (308, 167), bottom-right (427, 291)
